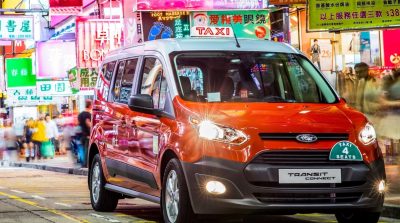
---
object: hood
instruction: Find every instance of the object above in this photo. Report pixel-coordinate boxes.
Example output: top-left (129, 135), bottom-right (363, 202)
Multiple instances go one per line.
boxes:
top-left (180, 101), bottom-right (355, 134)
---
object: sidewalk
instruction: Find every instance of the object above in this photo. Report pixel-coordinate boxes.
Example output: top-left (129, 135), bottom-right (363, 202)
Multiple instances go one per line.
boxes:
top-left (2, 153), bottom-right (400, 219)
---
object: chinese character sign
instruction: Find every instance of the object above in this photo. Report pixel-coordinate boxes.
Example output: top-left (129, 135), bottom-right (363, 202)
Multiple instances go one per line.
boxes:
top-left (37, 41), bottom-right (76, 79)
top-left (309, 0), bottom-right (400, 31)
top-left (36, 80), bottom-right (72, 96)
top-left (76, 18), bottom-right (122, 68)
top-left (142, 12), bottom-right (190, 41)
top-left (124, 12), bottom-right (143, 46)
top-left (0, 16), bottom-right (34, 40)
top-left (6, 58), bottom-right (36, 88)
top-left (383, 29), bottom-right (400, 67)
top-left (190, 11), bottom-right (270, 39)
top-left (137, 0), bottom-right (264, 10)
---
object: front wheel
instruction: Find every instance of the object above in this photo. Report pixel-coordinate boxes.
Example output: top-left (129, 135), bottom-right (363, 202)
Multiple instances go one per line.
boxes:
top-left (335, 211), bottom-right (381, 223)
top-left (89, 154), bottom-right (119, 212)
top-left (161, 158), bottom-right (196, 223)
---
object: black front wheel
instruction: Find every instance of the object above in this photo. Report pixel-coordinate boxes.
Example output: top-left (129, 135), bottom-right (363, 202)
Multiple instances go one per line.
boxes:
top-left (89, 154), bottom-right (119, 212)
top-left (161, 158), bottom-right (196, 223)
top-left (335, 211), bottom-right (381, 223)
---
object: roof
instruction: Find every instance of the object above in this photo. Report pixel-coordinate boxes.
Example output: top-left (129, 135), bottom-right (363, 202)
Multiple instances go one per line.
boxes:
top-left (106, 38), bottom-right (300, 61)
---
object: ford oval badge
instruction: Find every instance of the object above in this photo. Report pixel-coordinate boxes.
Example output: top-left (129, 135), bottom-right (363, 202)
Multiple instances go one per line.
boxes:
top-left (296, 134), bottom-right (318, 143)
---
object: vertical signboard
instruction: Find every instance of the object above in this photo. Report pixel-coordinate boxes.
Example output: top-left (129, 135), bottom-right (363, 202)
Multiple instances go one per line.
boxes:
top-left (383, 29), bottom-right (400, 67)
top-left (190, 11), bottom-right (270, 39)
top-left (6, 58), bottom-right (36, 88)
top-left (76, 18), bottom-right (122, 68)
top-left (142, 12), bottom-right (190, 41)
top-left (0, 16), bottom-right (34, 40)
top-left (308, 0), bottom-right (400, 31)
top-left (124, 12), bottom-right (143, 46)
top-left (37, 41), bottom-right (76, 79)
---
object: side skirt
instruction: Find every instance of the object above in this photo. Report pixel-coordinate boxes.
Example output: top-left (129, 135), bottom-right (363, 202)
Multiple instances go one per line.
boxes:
top-left (104, 183), bottom-right (160, 204)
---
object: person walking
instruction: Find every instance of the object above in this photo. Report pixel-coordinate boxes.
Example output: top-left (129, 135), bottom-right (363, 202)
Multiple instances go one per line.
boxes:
top-left (3, 120), bottom-right (17, 162)
top-left (31, 115), bottom-right (48, 161)
top-left (78, 99), bottom-right (92, 167)
top-left (311, 39), bottom-right (322, 70)
top-left (45, 114), bottom-right (59, 157)
top-left (23, 118), bottom-right (35, 162)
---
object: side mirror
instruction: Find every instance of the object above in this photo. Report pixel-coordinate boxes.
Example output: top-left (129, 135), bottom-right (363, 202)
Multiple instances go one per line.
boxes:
top-left (128, 94), bottom-right (156, 114)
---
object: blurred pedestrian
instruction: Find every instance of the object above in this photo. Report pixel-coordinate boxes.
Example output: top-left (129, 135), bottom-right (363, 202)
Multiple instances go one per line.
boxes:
top-left (4, 120), bottom-right (17, 162)
top-left (378, 69), bottom-right (400, 156)
top-left (77, 99), bottom-right (92, 167)
top-left (0, 120), bottom-right (5, 160)
top-left (31, 115), bottom-right (48, 160)
top-left (45, 114), bottom-right (59, 157)
top-left (24, 118), bottom-right (35, 162)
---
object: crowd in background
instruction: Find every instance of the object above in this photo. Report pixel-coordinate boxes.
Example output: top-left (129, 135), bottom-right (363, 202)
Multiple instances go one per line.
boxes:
top-left (338, 64), bottom-right (400, 158)
top-left (0, 100), bottom-right (92, 167)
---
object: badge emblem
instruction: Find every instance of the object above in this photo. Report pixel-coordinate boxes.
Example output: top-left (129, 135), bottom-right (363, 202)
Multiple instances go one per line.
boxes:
top-left (296, 134), bottom-right (318, 143)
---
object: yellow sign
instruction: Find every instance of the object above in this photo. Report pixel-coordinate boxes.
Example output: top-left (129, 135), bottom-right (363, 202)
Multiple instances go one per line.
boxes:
top-left (308, 0), bottom-right (400, 31)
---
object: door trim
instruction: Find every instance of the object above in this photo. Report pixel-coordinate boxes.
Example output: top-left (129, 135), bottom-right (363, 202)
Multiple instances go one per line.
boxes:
top-left (105, 158), bottom-right (158, 189)
top-left (105, 183), bottom-right (160, 204)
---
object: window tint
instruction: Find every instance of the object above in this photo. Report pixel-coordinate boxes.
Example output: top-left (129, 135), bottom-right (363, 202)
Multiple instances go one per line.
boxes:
top-left (112, 59), bottom-right (138, 104)
top-left (140, 57), bottom-right (169, 110)
top-left (112, 61), bottom-right (126, 102)
top-left (105, 61), bottom-right (116, 81)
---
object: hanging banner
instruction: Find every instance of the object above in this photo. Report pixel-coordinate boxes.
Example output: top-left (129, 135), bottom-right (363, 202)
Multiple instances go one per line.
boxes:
top-left (269, 0), bottom-right (306, 5)
top-left (37, 41), bottom-right (76, 79)
top-left (36, 80), bottom-right (72, 96)
top-left (76, 18), bottom-right (122, 68)
top-left (137, 0), bottom-right (265, 11)
top-left (6, 58), bottom-right (36, 88)
top-left (308, 0), bottom-right (400, 31)
top-left (383, 29), bottom-right (400, 67)
top-left (190, 11), bottom-right (270, 39)
top-left (0, 16), bottom-right (34, 40)
top-left (68, 67), bottom-right (98, 92)
top-left (142, 12), bottom-right (190, 41)
top-left (124, 12), bottom-right (143, 46)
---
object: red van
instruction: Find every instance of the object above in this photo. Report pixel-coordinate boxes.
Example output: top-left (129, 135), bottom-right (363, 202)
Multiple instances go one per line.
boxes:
top-left (88, 38), bottom-right (385, 223)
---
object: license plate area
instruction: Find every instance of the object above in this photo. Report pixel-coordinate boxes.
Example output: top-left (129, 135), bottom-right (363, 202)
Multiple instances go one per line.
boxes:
top-left (278, 169), bottom-right (342, 184)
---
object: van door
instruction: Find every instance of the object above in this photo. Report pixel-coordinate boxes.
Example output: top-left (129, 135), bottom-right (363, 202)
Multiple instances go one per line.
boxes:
top-left (133, 56), bottom-right (174, 190)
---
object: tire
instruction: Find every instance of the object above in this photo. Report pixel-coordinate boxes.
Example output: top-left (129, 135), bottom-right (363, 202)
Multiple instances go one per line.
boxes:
top-left (161, 158), bottom-right (196, 223)
top-left (89, 154), bottom-right (119, 212)
top-left (335, 211), bottom-right (381, 223)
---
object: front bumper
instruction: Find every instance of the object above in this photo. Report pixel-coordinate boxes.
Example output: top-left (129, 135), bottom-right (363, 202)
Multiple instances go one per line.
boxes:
top-left (181, 156), bottom-right (386, 215)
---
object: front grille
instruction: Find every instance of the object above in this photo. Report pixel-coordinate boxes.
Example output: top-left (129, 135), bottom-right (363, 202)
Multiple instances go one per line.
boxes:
top-left (259, 133), bottom-right (349, 141)
top-left (251, 150), bottom-right (364, 165)
top-left (254, 192), bottom-right (362, 204)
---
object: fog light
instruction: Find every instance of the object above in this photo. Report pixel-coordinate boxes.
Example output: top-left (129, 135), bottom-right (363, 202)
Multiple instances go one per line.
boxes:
top-left (378, 180), bottom-right (385, 193)
top-left (205, 181), bottom-right (226, 195)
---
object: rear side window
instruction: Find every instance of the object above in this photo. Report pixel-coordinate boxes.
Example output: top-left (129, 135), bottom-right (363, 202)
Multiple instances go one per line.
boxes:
top-left (112, 58), bottom-right (138, 104)
top-left (96, 61), bottom-right (116, 101)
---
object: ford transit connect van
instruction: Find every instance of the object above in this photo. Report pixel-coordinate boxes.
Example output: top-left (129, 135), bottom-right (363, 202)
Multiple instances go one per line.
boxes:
top-left (88, 38), bottom-right (385, 223)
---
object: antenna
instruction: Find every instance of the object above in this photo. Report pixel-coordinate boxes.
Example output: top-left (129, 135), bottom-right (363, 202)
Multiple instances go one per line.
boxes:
top-left (229, 18), bottom-right (240, 48)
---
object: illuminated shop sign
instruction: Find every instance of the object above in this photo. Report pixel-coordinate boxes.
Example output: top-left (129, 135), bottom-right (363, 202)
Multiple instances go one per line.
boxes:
top-left (269, 0), bottom-right (306, 5)
top-left (137, 0), bottom-right (265, 11)
top-left (142, 12), bottom-right (190, 41)
top-left (190, 11), bottom-right (270, 39)
top-left (308, 0), bottom-right (400, 31)
top-left (50, 0), bottom-right (83, 15)
top-left (36, 80), bottom-right (72, 96)
top-left (76, 18), bottom-right (122, 68)
top-left (0, 16), bottom-right (34, 40)
top-left (6, 58), bottom-right (35, 88)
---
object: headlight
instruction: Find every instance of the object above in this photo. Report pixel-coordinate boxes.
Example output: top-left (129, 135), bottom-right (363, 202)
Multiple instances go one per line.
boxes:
top-left (359, 123), bottom-right (376, 145)
top-left (195, 120), bottom-right (248, 145)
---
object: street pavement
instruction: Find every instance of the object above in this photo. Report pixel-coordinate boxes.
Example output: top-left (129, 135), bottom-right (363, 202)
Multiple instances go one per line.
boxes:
top-left (0, 167), bottom-right (399, 223)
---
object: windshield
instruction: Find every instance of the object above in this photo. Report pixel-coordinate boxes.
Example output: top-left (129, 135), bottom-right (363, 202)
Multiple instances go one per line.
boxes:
top-left (172, 52), bottom-right (337, 103)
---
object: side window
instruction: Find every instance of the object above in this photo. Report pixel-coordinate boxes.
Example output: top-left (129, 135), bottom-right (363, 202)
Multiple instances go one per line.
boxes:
top-left (105, 61), bottom-right (116, 82)
top-left (139, 57), bottom-right (169, 110)
top-left (112, 60), bottom-right (126, 102)
top-left (112, 58), bottom-right (138, 104)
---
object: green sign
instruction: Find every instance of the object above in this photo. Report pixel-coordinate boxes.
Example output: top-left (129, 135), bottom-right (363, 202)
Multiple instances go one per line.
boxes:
top-left (329, 141), bottom-right (363, 161)
top-left (6, 58), bottom-right (36, 88)
top-left (309, 0), bottom-right (400, 31)
top-left (191, 11), bottom-right (270, 39)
